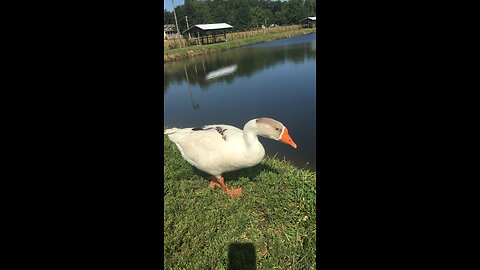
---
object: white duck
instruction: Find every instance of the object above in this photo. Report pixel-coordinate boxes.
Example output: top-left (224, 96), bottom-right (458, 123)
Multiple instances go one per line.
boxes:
top-left (164, 118), bottom-right (297, 198)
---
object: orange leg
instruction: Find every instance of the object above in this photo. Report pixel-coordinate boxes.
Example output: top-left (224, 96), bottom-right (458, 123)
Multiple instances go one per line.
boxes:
top-left (217, 177), bottom-right (242, 198)
top-left (209, 176), bottom-right (221, 188)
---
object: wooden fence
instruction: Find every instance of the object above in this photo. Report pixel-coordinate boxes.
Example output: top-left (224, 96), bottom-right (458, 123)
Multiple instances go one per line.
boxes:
top-left (164, 25), bottom-right (302, 50)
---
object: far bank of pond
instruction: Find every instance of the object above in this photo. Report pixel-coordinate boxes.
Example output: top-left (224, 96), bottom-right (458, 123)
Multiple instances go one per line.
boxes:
top-left (164, 28), bottom-right (316, 62)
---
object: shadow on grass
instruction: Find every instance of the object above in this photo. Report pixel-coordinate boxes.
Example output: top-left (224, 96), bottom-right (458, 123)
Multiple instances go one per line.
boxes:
top-left (192, 163), bottom-right (279, 184)
top-left (228, 243), bottom-right (256, 270)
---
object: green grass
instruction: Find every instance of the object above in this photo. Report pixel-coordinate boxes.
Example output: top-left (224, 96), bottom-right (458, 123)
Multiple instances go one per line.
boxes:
top-left (164, 28), bottom-right (316, 63)
top-left (164, 134), bottom-right (317, 269)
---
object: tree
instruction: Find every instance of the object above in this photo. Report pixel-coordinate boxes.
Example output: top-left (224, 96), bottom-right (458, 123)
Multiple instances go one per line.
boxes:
top-left (194, 1), bottom-right (214, 23)
top-left (250, 6), bottom-right (265, 28)
top-left (284, 0), bottom-right (307, 24)
top-left (304, 0), bottom-right (316, 16)
top-left (165, 0), bottom-right (311, 31)
top-left (164, 9), bottom-right (175, 25)
top-left (231, 0), bottom-right (253, 30)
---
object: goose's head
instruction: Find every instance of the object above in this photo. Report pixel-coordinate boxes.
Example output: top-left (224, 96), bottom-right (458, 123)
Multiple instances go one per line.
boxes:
top-left (255, 118), bottom-right (297, 149)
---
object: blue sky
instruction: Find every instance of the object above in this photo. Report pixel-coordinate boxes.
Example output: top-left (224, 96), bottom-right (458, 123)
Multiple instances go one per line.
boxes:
top-left (164, 0), bottom-right (185, 11)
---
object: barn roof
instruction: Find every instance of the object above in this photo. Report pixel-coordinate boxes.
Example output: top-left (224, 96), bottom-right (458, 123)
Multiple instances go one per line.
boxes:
top-left (183, 23), bottom-right (233, 34)
top-left (300, 17), bottom-right (317, 22)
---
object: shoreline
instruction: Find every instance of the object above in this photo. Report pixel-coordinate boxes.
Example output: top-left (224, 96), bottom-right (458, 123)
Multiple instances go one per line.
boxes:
top-left (164, 28), bottom-right (316, 63)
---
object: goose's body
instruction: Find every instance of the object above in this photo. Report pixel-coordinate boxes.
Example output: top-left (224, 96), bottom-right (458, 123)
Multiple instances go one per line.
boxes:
top-left (165, 118), bottom-right (297, 197)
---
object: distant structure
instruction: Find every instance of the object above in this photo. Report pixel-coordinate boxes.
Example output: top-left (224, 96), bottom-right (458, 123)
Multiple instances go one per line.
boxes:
top-left (299, 17), bottom-right (316, 28)
top-left (164, 24), bottom-right (180, 39)
top-left (183, 23), bottom-right (233, 45)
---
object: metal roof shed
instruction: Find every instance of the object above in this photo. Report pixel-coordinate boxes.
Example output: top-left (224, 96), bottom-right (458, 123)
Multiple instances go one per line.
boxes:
top-left (299, 17), bottom-right (316, 28)
top-left (299, 17), bottom-right (316, 22)
top-left (183, 23), bottom-right (233, 45)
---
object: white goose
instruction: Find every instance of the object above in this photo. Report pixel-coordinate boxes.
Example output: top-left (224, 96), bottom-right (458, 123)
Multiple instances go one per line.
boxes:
top-left (164, 118), bottom-right (297, 197)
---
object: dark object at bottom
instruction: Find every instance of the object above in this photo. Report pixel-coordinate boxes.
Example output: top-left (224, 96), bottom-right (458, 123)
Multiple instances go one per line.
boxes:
top-left (228, 243), bottom-right (256, 270)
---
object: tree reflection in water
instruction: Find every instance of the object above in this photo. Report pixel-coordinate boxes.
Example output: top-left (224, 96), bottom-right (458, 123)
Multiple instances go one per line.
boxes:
top-left (164, 34), bottom-right (316, 93)
top-left (184, 66), bottom-right (199, 110)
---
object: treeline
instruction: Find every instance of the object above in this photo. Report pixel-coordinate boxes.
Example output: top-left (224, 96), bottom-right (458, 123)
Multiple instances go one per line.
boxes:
top-left (164, 0), bottom-right (316, 32)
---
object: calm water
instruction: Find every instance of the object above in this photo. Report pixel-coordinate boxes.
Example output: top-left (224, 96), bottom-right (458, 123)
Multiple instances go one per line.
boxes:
top-left (164, 33), bottom-right (316, 171)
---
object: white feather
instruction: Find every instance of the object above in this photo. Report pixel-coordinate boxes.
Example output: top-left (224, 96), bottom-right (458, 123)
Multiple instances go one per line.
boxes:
top-left (165, 121), bottom-right (266, 177)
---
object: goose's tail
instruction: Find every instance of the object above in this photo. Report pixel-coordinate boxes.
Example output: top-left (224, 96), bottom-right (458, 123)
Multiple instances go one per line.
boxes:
top-left (164, 128), bottom-right (191, 144)
top-left (164, 128), bottom-right (178, 135)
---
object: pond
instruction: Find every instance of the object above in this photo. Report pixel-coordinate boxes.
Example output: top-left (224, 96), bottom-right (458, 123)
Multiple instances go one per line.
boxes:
top-left (164, 33), bottom-right (316, 171)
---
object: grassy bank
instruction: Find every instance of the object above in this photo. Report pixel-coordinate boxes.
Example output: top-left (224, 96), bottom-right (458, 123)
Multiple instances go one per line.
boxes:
top-left (164, 134), bottom-right (317, 269)
top-left (164, 28), bottom-right (316, 63)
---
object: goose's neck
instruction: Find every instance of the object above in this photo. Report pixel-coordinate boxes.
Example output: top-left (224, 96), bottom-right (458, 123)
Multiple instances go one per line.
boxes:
top-left (243, 119), bottom-right (260, 147)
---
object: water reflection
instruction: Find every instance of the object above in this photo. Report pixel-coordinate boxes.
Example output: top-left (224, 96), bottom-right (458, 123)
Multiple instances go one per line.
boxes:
top-left (184, 66), bottom-right (200, 110)
top-left (206, 64), bottom-right (238, 80)
top-left (164, 36), bottom-right (316, 93)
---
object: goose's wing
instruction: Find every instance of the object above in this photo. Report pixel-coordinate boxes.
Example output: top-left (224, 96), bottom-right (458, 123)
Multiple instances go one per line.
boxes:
top-left (165, 124), bottom-right (241, 144)
top-left (165, 124), bottom-right (243, 154)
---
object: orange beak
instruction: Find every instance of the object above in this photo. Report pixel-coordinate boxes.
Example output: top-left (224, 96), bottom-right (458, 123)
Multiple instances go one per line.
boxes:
top-left (280, 127), bottom-right (297, 149)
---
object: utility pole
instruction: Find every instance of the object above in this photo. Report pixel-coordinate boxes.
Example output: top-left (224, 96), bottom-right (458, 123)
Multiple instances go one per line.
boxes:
top-left (185, 16), bottom-right (191, 39)
top-left (171, 0), bottom-right (180, 37)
